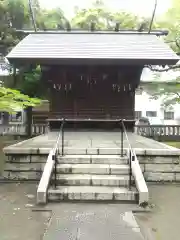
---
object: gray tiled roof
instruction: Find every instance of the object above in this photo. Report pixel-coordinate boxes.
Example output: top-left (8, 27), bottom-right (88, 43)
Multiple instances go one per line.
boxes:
top-left (6, 33), bottom-right (179, 65)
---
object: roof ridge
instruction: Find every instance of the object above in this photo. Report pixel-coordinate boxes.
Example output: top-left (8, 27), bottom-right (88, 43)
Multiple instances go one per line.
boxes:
top-left (16, 30), bottom-right (168, 36)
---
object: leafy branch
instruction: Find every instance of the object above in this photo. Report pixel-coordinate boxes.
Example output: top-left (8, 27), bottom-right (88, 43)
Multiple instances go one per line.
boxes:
top-left (0, 87), bottom-right (41, 113)
top-left (145, 64), bottom-right (180, 72)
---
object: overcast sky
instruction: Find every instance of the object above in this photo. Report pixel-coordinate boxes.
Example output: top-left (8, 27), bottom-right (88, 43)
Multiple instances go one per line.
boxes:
top-left (39, 0), bottom-right (172, 19)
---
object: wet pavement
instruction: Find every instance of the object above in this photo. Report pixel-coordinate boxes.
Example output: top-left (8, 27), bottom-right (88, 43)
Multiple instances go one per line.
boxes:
top-left (0, 183), bottom-right (180, 239)
top-left (0, 182), bottom-right (144, 240)
top-left (0, 137), bottom-right (52, 240)
top-left (135, 183), bottom-right (180, 240)
top-left (0, 183), bottom-right (51, 240)
top-left (43, 203), bottom-right (144, 240)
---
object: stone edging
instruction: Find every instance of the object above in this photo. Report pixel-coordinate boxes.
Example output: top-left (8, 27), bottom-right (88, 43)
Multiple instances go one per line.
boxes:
top-left (37, 150), bottom-right (54, 204)
top-left (3, 147), bottom-right (180, 156)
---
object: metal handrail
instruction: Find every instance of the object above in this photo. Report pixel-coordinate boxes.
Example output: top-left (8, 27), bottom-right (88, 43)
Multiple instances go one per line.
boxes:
top-left (120, 119), bottom-right (135, 190)
top-left (52, 119), bottom-right (65, 188)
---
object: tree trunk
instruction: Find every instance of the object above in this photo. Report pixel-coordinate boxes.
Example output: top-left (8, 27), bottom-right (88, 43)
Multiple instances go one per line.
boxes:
top-left (25, 106), bottom-right (32, 137)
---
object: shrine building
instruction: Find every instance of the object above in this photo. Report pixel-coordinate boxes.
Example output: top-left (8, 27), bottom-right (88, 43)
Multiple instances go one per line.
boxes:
top-left (3, 30), bottom-right (180, 205)
top-left (6, 31), bottom-right (179, 131)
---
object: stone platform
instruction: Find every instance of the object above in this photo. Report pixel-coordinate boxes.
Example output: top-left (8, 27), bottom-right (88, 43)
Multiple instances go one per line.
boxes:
top-left (2, 131), bottom-right (180, 183)
top-left (3, 131), bottom-right (180, 155)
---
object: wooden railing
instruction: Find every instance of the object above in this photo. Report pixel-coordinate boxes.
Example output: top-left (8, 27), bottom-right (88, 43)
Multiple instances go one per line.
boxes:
top-left (135, 125), bottom-right (180, 141)
top-left (0, 124), bottom-right (48, 136)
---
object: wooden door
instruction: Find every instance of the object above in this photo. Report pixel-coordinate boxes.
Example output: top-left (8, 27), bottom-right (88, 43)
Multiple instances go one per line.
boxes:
top-left (48, 65), bottom-right (135, 120)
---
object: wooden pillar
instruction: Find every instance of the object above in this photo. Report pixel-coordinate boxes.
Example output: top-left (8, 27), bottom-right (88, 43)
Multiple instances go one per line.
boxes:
top-left (25, 106), bottom-right (32, 137)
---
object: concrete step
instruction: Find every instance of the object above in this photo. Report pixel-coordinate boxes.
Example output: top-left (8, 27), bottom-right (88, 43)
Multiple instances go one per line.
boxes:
top-left (51, 174), bottom-right (133, 187)
top-left (57, 148), bottom-right (127, 155)
top-left (56, 164), bottom-right (129, 175)
top-left (48, 186), bottom-right (138, 202)
top-left (57, 155), bottom-right (128, 164)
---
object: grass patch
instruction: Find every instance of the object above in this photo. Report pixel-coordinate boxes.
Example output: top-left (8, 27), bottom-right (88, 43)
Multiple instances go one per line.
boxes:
top-left (163, 142), bottom-right (180, 149)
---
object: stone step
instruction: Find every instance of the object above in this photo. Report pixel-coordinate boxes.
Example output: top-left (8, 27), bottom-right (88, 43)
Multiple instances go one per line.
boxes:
top-left (51, 174), bottom-right (133, 187)
top-left (56, 164), bottom-right (129, 175)
top-left (57, 155), bottom-right (128, 164)
top-left (48, 186), bottom-right (138, 202)
top-left (57, 148), bottom-right (127, 155)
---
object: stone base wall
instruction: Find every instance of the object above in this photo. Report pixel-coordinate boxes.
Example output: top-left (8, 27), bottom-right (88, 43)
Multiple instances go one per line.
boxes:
top-left (2, 153), bottom-right (180, 182)
top-left (138, 155), bottom-right (180, 182)
top-left (2, 154), bottom-right (47, 181)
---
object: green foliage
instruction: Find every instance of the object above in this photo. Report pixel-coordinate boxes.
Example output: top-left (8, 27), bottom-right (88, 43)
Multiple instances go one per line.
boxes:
top-left (155, 0), bottom-right (180, 53)
top-left (16, 66), bottom-right (43, 98)
top-left (37, 8), bottom-right (68, 30)
top-left (150, 81), bottom-right (180, 107)
top-left (72, 2), bottom-right (113, 30)
top-left (71, 1), bottom-right (147, 30)
top-left (0, 86), bottom-right (41, 113)
top-left (148, 0), bottom-right (180, 106)
top-left (4, 0), bottom-right (31, 29)
top-left (0, 0), bottom-right (41, 113)
top-left (0, 1), bottom-right (18, 54)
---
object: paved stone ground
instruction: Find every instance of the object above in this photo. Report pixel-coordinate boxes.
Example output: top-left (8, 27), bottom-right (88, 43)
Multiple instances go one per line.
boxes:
top-left (135, 183), bottom-right (180, 240)
top-left (4, 131), bottom-right (176, 152)
top-left (1, 183), bottom-right (180, 240)
top-left (0, 183), bottom-right (51, 240)
top-left (0, 183), bottom-right (144, 240)
top-left (43, 203), bottom-right (144, 240)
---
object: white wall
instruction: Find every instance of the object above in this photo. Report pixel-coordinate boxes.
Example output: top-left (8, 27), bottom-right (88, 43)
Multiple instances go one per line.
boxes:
top-left (135, 92), bottom-right (180, 125)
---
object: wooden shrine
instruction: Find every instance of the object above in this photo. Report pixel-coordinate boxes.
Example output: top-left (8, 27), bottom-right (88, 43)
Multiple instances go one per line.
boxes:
top-left (6, 31), bottom-right (179, 131)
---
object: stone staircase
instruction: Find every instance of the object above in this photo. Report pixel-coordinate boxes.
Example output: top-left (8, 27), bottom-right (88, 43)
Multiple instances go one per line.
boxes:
top-left (48, 155), bottom-right (138, 202)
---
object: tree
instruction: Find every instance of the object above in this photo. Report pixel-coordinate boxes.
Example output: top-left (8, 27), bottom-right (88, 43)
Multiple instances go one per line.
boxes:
top-left (72, 1), bottom-right (114, 30)
top-left (0, 84), bottom-right (41, 126)
top-left (14, 66), bottom-right (44, 136)
top-left (36, 7), bottom-right (68, 30)
top-left (71, 0), bottom-right (147, 30)
top-left (0, 86), bottom-right (40, 113)
top-left (16, 66), bottom-right (43, 98)
top-left (0, 0), bottom-right (42, 129)
top-left (0, 1), bottom-right (20, 55)
top-left (146, 77), bottom-right (180, 108)
top-left (147, 0), bottom-right (180, 107)
top-left (4, 0), bottom-right (32, 29)
top-left (162, 0), bottom-right (180, 54)
top-left (151, 82), bottom-right (180, 108)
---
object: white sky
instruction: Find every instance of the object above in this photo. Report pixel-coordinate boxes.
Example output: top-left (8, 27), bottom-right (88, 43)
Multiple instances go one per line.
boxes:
top-left (39, 0), bottom-right (172, 19)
